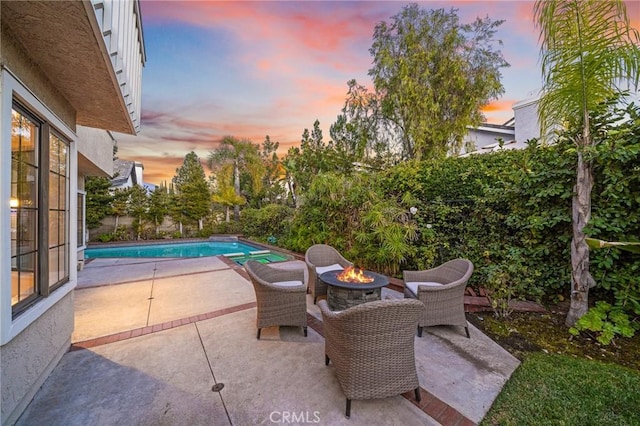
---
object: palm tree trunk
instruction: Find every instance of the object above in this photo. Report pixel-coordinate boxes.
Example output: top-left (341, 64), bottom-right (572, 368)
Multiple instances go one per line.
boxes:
top-left (233, 160), bottom-right (241, 221)
top-left (286, 175), bottom-right (298, 208)
top-left (566, 150), bottom-right (596, 326)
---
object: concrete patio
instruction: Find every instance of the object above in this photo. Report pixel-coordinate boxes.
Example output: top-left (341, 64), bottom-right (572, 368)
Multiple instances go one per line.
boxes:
top-left (16, 256), bottom-right (519, 425)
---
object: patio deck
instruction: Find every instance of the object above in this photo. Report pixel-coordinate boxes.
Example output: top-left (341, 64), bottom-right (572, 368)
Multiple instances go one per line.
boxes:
top-left (16, 256), bottom-right (519, 425)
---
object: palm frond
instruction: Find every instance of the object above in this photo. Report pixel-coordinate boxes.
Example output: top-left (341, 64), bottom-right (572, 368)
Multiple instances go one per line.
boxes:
top-left (534, 0), bottom-right (640, 141)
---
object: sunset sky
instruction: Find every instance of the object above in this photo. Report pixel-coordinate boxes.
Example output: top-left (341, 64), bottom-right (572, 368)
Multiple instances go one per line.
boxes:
top-left (115, 1), bottom-right (640, 185)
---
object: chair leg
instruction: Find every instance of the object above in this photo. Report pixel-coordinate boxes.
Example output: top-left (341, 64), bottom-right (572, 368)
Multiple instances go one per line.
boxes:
top-left (345, 398), bottom-right (351, 418)
top-left (256, 328), bottom-right (261, 340)
top-left (303, 326), bottom-right (308, 337)
top-left (465, 326), bottom-right (470, 338)
top-left (414, 387), bottom-right (421, 402)
top-left (325, 355), bottom-right (330, 366)
top-left (417, 326), bottom-right (423, 337)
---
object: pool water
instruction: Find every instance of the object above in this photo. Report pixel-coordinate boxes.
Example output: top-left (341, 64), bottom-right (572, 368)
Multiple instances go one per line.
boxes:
top-left (85, 241), bottom-right (288, 264)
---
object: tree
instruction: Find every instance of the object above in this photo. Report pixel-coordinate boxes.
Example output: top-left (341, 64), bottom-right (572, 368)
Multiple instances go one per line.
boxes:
top-left (258, 135), bottom-right (285, 205)
top-left (330, 79), bottom-right (396, 171)
top-left (111, 187), bottom-right (130, 233)
top-left (534, 0), bottom-right (640, 326)
top-left (207, 136), bottom-right (264, 221)
top-left (147, 183), bottom-right (170, 235)
top-left (286, 120), bottom-right (334, 196)
top-left (85, 176), bottom-right (113, 229)
top-left (172, 152), bottom-right (211, 231)
top-left (369, 4), bottom-right (509, 160)
top-left (281, 147), bottom-right (301, 208)
top-left (127, 185), bottom-right (149, 240)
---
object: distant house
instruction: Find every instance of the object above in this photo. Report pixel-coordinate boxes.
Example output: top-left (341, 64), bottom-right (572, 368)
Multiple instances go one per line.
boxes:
top-left (110, 159), bottom-right (157, 194)
top-left (460, 92), bottom-right (541, 156)
top-left (460, 122), bottom-right (516, 156)
top-left (111, 159), bottom-right (145, 190)
top-left (1, 1), bottom-right (146, 423)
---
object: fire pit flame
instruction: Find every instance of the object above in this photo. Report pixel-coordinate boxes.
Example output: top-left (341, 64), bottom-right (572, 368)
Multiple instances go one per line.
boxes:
top-left (336, 266), bottom-right (374, 283)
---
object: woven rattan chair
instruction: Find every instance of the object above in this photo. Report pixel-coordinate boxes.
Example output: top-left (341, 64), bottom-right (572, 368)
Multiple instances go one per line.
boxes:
top-left (403, 258), bottom-right (474, 338)
top-left (319, 298), bottom-right (424, 418)
top-left (305, 244), bottom-right (353, 304)
top-left (244, 260), bottom-right (308, 339)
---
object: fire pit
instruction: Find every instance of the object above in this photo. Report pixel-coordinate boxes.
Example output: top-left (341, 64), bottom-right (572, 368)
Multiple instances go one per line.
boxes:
top-left (319, 267), bottom-right (389, 311)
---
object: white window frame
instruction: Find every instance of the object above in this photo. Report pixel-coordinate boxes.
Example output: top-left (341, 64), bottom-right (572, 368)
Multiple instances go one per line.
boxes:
top-left (1, 69), bottom-right (78, 345)
top-left (77, 190), bottom-right (87, 251)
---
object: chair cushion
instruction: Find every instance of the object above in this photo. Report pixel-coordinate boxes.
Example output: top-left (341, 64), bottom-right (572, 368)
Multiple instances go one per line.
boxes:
top-left (273, 280), bottom-right (304, 287)
top-left (406, 281), bottom-right (442, 296)
top-left (315, 264), bottom-right (343, 275)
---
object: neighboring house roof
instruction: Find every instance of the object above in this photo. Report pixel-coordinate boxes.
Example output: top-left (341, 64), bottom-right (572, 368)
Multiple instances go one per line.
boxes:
top-left (111, 159), bottom-right (136, 187)
top-left (468, 122), bottom-right (516, 134)
top-left (143, 183), bottom-right (157, 194)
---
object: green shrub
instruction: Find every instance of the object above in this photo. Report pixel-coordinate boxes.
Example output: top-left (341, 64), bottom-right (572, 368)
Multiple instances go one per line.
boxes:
top-left (97, 233), bottom-right (113, 243)
top-left (569, 301), bottom-right (638, 345)
top-left (240, 204), bottom-right (294, 241)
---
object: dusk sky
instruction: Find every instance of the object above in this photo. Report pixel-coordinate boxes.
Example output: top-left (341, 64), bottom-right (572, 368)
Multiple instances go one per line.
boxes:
top-left (115, 1), bottom-right (640, 185)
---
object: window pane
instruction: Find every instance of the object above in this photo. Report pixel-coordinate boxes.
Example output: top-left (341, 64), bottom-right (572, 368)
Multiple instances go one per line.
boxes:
top-left (48, 132), bottom-right (70, 290)
top-left (59, 211), bottom-right (67, 246)
top-left (11, 105), bottom-right (41, 312)
top-left (18, 210), bottom-right (38, 254)
top-left (13, 163), bottom-right (39, 209)
top-left (49, 247), bottom-right (60, 286)
top-left (12, 253), bottom-right (37, 306)
top-left (49, 210), bottom-right (59, 247)
top-left (11, 110), bottom-right (38, 165)
top-left (60, 176), bottom-right (67, 210)
top-left (49, 173), bottom-right (59, 209)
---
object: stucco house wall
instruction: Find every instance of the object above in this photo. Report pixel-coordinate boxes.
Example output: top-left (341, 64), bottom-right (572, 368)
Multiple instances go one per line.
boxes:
top-left (513, 93), bottom-right (541, 144)
top-left (0, 26), bottom-right (81, 426)
top-left (1, 1), bottom-right (145, 424)
top-left (77, 126), bottom-right (116, 177)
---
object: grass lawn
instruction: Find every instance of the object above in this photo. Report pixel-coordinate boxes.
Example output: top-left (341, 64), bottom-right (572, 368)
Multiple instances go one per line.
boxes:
top-left (481, 352), bottom-right (640, 425)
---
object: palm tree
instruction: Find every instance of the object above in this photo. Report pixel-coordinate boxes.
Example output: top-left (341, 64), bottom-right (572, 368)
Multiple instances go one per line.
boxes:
top-left (534, 0), bottom-right (640, 326)
top-left (207, 136), bottom-right (264, 221)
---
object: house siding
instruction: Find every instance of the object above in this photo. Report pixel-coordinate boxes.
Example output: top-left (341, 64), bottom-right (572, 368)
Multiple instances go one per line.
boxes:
top-left (0, 293), bottom-right (74, 425)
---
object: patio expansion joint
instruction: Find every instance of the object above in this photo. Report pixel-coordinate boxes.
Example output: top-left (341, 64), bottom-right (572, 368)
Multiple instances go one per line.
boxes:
top-left (69, 301), bottom-right (257, 352)
top-left (75, 266), bottom-right (234, 290)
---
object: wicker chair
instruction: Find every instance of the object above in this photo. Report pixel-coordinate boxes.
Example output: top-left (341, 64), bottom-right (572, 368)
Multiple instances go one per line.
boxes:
top-left (305, 244), bottom-right (353, 304)
top-left (403, 258), bottom-right (474, 338)
top-left (319, 299), bottom-right (424, 418)
top-left (244, 260), bottom-right (308, 339)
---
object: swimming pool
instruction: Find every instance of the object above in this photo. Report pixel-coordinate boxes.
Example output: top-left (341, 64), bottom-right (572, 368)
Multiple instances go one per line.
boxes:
top-left (85, 241), bottom-right (290, 264)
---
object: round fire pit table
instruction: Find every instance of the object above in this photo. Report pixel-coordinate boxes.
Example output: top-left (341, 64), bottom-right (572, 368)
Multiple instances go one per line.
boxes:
top-left (319, 269), bottom-right (389, 311)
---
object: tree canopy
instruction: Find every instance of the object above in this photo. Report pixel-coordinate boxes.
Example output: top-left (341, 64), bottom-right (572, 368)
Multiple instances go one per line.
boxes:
top-left (207, 136), bottom-right (264, 221)
top-left (172, 151), bottom-right (211, 228)
top-left (368, 4), bottom-right (509, 160)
